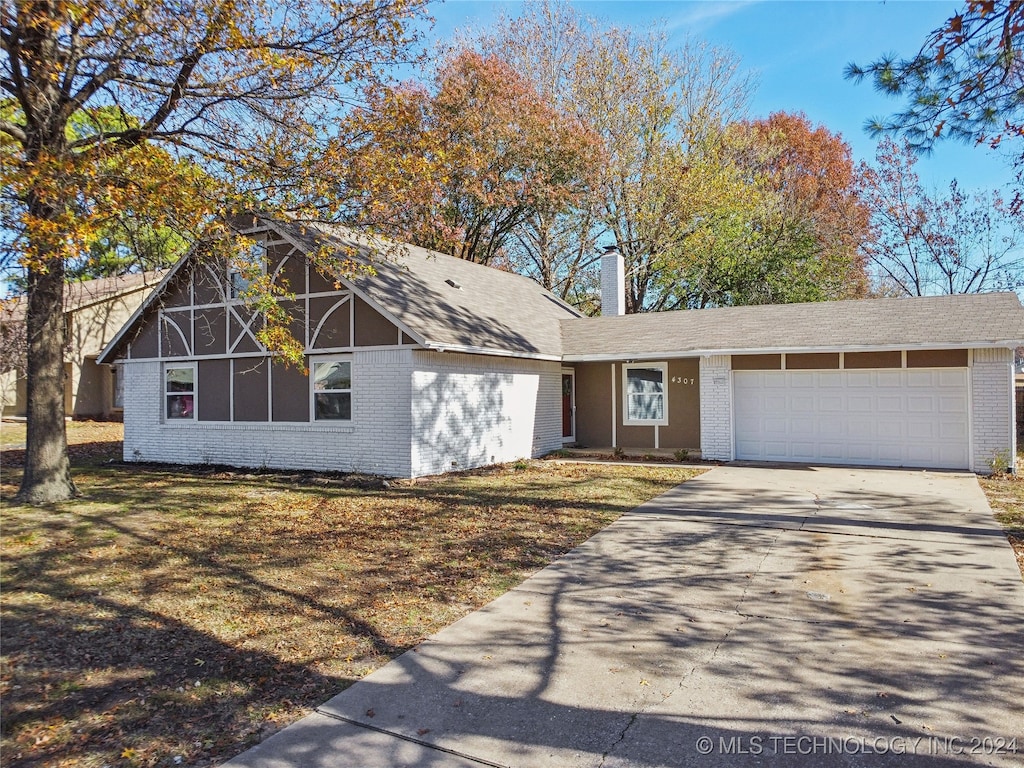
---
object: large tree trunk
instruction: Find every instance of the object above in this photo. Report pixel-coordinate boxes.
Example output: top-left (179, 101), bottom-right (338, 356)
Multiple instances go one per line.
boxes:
top-left (16, 227), bottom-right (77, 504)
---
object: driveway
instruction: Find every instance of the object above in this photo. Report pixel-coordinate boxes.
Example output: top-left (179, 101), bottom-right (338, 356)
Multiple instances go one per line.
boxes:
top-left (224, 466), bottom-right (1024, 767)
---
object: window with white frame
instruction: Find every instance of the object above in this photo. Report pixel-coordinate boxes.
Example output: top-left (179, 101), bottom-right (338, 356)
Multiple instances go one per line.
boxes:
top-left (623, 363), bottom-right (668, 425)
top-left (229, 239), bottom-right (266, 299)
top-left (165, 364), bottom-right (195, 420)
top-left (312, 359), bottom-right (351, 421)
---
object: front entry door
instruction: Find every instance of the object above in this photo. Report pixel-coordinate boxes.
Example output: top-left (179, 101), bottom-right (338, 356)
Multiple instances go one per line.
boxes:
top-left (561, 371), bottom-right (575, 442)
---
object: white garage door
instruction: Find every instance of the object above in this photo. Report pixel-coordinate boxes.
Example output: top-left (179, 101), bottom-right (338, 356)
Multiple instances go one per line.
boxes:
top-left (733, 369), bottom-right (969, 469)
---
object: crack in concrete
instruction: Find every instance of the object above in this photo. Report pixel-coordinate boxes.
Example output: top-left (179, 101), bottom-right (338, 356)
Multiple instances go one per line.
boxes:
top-left (598, 711), bottom-right (638, 768)
top-left (313, 708), bottom-right (510, 768)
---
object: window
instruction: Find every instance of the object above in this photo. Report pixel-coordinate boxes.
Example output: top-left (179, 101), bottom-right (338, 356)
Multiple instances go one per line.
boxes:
top-left (165, 365), bottom-right (195, 420)
top-left (229, 239), bottom-right (266, 299)
top-left (623, 363), bottom-right (668, 425)
top-left (312, 359), bottom-right (351, 421)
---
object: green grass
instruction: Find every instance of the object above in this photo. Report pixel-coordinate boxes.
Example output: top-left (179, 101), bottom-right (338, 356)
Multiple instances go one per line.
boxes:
top-left (1, 442), bottom-right (702, 768)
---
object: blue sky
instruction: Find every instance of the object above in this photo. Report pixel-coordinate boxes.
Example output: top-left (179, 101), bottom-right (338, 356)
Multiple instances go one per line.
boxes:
top-left (425, 0), bottom-right (1016, 197)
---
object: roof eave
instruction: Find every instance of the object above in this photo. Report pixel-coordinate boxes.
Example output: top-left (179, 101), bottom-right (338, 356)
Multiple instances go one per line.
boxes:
top-left (562, 339), bottom-right (1023, 362)
top-left (425, 342), bottom-right (562, 362)
top-left (96, 261), bottom-right (197, 364)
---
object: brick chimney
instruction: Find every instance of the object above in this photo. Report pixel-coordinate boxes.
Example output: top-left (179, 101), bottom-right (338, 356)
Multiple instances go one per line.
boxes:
top-left (600, 245), bottom-right (625, 316)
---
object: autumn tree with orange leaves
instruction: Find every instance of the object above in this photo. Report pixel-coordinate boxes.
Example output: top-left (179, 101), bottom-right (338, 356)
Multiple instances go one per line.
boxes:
top-left (721, 112), bottom-right (871, 300)
top-left (339, 50), bottom-right (602, 269)
top-left (1, 0), bottom-right (430, 503)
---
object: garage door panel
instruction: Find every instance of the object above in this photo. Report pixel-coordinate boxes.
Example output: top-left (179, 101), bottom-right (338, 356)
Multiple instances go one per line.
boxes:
top-left (876, 395), bottom-right (904, 412)
top-left (907, 395), bottom-right (936, 413)
top-left (817, 371), bottom-right (843, 387)
top-left (939, 369), bottom-right (966, 386)
top-left (848, 420), bottom-right (873, 439)
top-left (877, 371), bottom-right (903, 387)
top-left (734, 368), bottom-right (968, 470)
top-left (876, 421), bottom-right (903, 439)
top-left (846, 372), bottom-right (874, 387)
top-left (939, 421), bottom-right (968, 440)
top-left (938, 395), bottom-right (967, 413)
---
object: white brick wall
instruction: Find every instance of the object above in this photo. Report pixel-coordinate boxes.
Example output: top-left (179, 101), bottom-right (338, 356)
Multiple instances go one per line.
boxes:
top-left (600, 249), bottom-right (625, 316)
top-left (410, 351), bottom-right (562, 477)
top-left (699, 355), bottom-right (733, 461)
top-left (121, 349), bottom-right (414, 476)
top-left (971, 347), bottom-right (1014, 474)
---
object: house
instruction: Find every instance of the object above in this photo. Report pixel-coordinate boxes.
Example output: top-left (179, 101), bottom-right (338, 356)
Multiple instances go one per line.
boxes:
top-left (98, 218), bottom-right (1024, 476)
top-left (2, 271), bottom-right (164, 420)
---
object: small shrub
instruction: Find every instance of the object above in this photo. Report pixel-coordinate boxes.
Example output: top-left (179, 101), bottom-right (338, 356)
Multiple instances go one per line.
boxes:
top-left (612, 446), bottom-right (625, 459)
top-left (674, 449), bottom-right (690, 462)
top-left (989, 449), bottom-right (1013, 476)
top-left (512, 459), bottom-right (530, 471)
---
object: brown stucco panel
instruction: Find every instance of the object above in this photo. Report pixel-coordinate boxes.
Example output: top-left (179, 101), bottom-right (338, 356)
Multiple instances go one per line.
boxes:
top-left (787, 352), bottom-right (840, 370)
top-left (354, 296), bottom-right (400, 346)
top-left (276, 253), bottom-right (306, 294)
top-left (660, 358), bottom-right (700, 449)
top-left (573, 362), bottom-right (612, 448)
top-left (309, 295), bottom-right (351, 349)
top-left (733, 354), bottom-right (782, 370)
top-left (129, 310), bottom-right (160, 358)
top-left (161, 312), bottom-right (192, 357)
top-left (161, 269), bottom-right (192, 307)
top-left (907, 349), bottom-right (968, 367)
top-left (194, 307), bottom-right (227, 355)
top-left (198, 359), bottom-right (231, 421)
top-left (272, 360), bottom-right (310, 421)
top-left (277, 299), bottom-right (307, 350)
top-left (308, 267), bottom-right (337, 294)
top-left (845, 350), bottom-right (901, 369)
top-left (233, 357), bottom-right (269, 421)
top-left (229, 309), bottom-right (264, 355)
top-left (193, 260), bottom-right (225, 306)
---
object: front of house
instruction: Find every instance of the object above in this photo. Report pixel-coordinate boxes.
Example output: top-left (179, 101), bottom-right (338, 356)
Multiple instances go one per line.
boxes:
top-left (99, 218), bottom-right (1023, 476)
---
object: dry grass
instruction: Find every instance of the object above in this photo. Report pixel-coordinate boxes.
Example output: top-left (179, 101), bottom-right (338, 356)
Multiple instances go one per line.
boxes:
top-left (1, 429), bottom-right (701, 768)
top-left (979, 470), bottom-right (1024, 578)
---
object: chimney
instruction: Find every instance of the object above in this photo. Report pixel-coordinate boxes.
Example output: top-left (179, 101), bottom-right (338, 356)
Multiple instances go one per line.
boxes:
top-left (600, 245), bottom-right (625, 316)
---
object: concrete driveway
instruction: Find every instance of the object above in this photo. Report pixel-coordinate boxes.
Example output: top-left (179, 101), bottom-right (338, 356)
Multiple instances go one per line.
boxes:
top-left (224, 466), bottom-right (1024, 767)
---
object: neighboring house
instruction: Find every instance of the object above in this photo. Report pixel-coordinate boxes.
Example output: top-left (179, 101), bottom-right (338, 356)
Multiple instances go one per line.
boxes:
top-left (98, 218), bottom-right (1024, 476)
top-left (2, 271), bottom-right (164, 420)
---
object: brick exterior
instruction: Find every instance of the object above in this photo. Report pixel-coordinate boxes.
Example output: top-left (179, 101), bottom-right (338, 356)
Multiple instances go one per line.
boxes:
top-left (699, 355), bottom-right (733, 461)
top-left (122, 350), bottom-right (415, 477)
top-left (121, 349), bottom-right (562, 478)
top-left (971, 347), bottom-right (1015, 474)
top-left (599, 249), bottom-right (625, 316)
top-left (410, 351), bottom-right (562, 477)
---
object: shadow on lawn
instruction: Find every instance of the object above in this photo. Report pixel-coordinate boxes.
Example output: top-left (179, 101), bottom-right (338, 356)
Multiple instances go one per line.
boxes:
top-left (1, 462), bottom-right (669, 767)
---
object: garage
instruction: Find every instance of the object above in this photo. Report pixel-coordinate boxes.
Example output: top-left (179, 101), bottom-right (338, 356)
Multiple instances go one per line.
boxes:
top-left (733, 367), bottom-right (970, 469)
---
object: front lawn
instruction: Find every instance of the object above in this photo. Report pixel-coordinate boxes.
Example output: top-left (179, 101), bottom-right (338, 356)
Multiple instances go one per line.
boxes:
top-left (980, 471), bottom-right (1024, 578)
top-left (1, 432), bottom-right (701, 768)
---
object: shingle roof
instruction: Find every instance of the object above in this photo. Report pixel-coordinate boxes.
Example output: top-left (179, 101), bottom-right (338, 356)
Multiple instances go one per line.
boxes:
top-left (276, 221), bottom-right (581, 359)
top-left (2, 270), bottom-right (166, 323)
top-left (560, 293), bottom-right (1024, 360)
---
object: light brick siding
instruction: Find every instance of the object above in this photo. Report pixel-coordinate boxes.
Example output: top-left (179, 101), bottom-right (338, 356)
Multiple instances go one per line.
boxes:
top-left (699, 354), bottom-right (733, 461)
top-left (121, 349), bottom-right (561, 478)
top-left (121, 349), bottom-right (414, 476)
top-left (971, 347), bottom-right (1015, 474)
top-left (410, 351), bottom-right (562, 477)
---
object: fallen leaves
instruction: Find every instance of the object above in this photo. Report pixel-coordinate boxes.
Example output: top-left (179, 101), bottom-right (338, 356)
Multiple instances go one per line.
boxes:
top-left (1, 456), bottom-right (701, 767)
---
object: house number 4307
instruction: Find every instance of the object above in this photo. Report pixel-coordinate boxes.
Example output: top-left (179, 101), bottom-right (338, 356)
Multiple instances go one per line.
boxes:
top-left (671, 376), bottom-right (694, 385)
